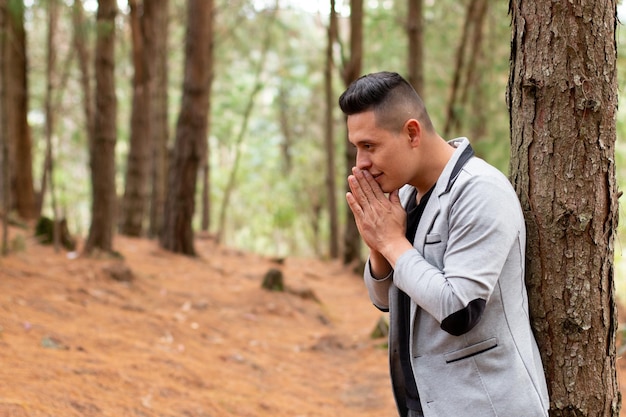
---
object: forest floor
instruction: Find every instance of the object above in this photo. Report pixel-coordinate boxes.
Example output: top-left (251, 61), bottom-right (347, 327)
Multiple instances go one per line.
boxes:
top-left (1, 226), bottom-right (625, 417)
top-left (0, 227), bottom-right (395, 417)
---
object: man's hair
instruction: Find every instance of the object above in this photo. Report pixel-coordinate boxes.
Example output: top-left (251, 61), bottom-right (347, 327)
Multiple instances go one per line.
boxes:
top-left (338, 71), bottom-right (434, 133)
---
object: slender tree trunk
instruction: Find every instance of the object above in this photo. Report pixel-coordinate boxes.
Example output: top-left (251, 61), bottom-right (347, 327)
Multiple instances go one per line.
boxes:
top-left (216, 4), bottom-right (276, 244)
top-left (508, 1), bottom-right (620, 416)
top-left (407, 0), bottom-right (424, 96)
top-left (0, 0), bottom-right (8, 254)
top-left (6, 0), bottom-right (35, 221)
top-left (120, 0), bottom-right (153, 237)
top-left (84, 0), bottom-right (118, 255)
top-left (200, 160), bottom-right (210, 232)
top-left (42, 0), bottom-right (60, 251)
top-left (277, 83), bottom-right (294, 173)
top-left (200, 3), bottom-right (214, 234)
top-left (160, 0), bottom-right (213, 255)
top-left (324, 0), bottom-right (339, 259)
top-left (341, 0), bottom-right (363, 265)
top-left (72, 0), bottom-right (95, 156)
top-left (147, 0), bottom-right (169, 238)
top-left (443, 0), bottom-right (488, 138)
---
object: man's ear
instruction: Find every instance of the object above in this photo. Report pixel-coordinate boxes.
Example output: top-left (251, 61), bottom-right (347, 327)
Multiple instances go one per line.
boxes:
top-left (405, 118), bottom-right (422, 148)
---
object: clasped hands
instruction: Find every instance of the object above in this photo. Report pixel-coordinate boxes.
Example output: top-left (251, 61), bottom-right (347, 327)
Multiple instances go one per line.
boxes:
top-left (346, 167), bottom-right (412, 266)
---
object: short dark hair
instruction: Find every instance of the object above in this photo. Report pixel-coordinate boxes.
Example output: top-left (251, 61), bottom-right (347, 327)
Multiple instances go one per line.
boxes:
top-left (338, 71), bottom-right (433, 133)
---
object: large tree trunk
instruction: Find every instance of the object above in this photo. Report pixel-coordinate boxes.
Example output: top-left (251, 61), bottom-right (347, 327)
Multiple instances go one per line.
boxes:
top-left (84, 0), bottom-right (118, 255)
top-left (324, 0), bottom-right (339, 259)
top-left (6, 0), bottom-right (35, 221)
top-left (341, 0), bottom-right (363, 265)
top-left (147, 0), bottom-right (169, 238)
top-left (407, 0), bottom-right (424, 96)
top-left (160, 0), bottom-right (213, 255)
top-left (119, 0), bottom-right (153, 236)
top-left (508, 1), bottom-right (620, 416)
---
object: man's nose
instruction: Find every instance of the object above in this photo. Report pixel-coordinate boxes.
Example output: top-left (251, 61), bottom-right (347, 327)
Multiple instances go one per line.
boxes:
top-left (356, 152), bottom-right (371, 170)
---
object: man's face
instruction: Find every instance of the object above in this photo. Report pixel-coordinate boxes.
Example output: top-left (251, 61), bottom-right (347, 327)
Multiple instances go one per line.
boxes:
top-left (347, 110), bottom-right (414, 193)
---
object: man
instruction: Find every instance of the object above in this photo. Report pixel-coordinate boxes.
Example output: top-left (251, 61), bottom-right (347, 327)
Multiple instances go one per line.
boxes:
top-left (340, 71), bottom-right (549, 417)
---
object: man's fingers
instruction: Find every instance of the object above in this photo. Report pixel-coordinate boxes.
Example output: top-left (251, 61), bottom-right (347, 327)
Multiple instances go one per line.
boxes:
top-left (345, 192), bottom-right (363, 217)
top-left (354, 168), bottom-right (385, 202)
top-left (348, 174), bottom-right (368, 206)
top-left (389, 189), bottom-right (401, 204)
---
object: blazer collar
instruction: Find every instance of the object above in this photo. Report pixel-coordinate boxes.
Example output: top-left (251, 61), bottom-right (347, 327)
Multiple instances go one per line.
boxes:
top-left (434, 137), bottom-right (473, 197)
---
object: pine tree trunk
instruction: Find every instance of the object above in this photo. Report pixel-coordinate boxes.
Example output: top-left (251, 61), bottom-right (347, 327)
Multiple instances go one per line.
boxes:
top-left (0, 0), bottom-right (9, 254)
top-left (160, 0), bottom-right (212, 255)
top-left (443, 0), bottom-right (488, 138)
top-left (342, 0), bottom-right (363, 265)
top-left (508, 1), bottom-right (620, 415)
top-left (42, 0), bottom-right (60, 251)
top-left (85, 0), bottom-right (118, 254)
top-left (6, 0), bottom-right (35, 221)
top-left (72, 0), bottom-right (95, 156)
top-left (120, 0), bottom-right (153, 237)
top-left (407, 0), bottom-right (424, 96)
top-left (324, 0), bottom-right (339, 259)
top-left (147, 0), bottom-right (169, 239)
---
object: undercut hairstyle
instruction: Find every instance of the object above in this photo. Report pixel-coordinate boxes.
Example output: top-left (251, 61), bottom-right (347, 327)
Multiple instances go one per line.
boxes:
top-left (338, 71), bottom-right (434, 133)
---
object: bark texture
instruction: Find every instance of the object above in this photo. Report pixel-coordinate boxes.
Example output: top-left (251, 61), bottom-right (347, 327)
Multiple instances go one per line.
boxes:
top-left (6, 0), bottom-right (35, 220)
top-left (508, 1), bottom-right (620, 416)
top-left (85, 0), bottom-right (118, 254)
top-left (160, 0), bottom-right (212, 255)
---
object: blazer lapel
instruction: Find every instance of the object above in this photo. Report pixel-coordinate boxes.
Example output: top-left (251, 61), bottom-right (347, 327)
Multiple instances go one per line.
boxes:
top-left (413, 137), bottom-right (473, 254)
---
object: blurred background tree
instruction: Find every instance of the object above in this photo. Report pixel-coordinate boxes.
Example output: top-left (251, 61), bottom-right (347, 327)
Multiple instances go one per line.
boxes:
top-left (0, 0), bottom-right (624, 263)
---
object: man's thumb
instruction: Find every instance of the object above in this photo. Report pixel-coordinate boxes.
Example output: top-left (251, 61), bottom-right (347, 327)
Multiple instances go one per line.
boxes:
top-left (389, 189), bottom-right (401, 204)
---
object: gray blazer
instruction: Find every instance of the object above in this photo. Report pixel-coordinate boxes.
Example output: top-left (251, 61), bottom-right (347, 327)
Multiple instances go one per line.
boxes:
top-left (364, 138), bottom-right (549, 417)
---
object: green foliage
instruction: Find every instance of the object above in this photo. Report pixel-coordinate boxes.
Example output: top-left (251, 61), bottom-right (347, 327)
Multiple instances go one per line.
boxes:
top-left (19, 0), bottom-right (626, 261)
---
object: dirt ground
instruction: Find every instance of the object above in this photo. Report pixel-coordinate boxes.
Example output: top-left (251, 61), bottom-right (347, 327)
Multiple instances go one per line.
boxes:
top-left (0, 229), bottom-right (395, 417)
top-left (0, 227), bottom-right (625, 417)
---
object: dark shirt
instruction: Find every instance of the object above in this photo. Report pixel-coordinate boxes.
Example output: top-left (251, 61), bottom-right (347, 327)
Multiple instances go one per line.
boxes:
top-left (399, 186), bottom-right (433, 411)
top-left (398, 143), bottom-right (475, 411)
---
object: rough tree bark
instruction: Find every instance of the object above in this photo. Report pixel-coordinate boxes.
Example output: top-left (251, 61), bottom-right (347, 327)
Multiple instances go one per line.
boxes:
top-left (160, 0), bottom-right (212, 255)
top-left (508, 1), bottom-right (620, 416)
top-left (84, 0), bottom-right (118, 255)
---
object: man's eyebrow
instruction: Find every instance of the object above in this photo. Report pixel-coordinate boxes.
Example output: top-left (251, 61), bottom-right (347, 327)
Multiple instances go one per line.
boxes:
top-left (352, 138), bottom-right (375, 146)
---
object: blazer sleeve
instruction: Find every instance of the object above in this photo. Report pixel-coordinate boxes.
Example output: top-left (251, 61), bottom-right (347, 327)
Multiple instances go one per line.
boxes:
top-left (392, 173), bottom-right (523, 335)
top-left (364, 259), bottom-right (393, 312)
